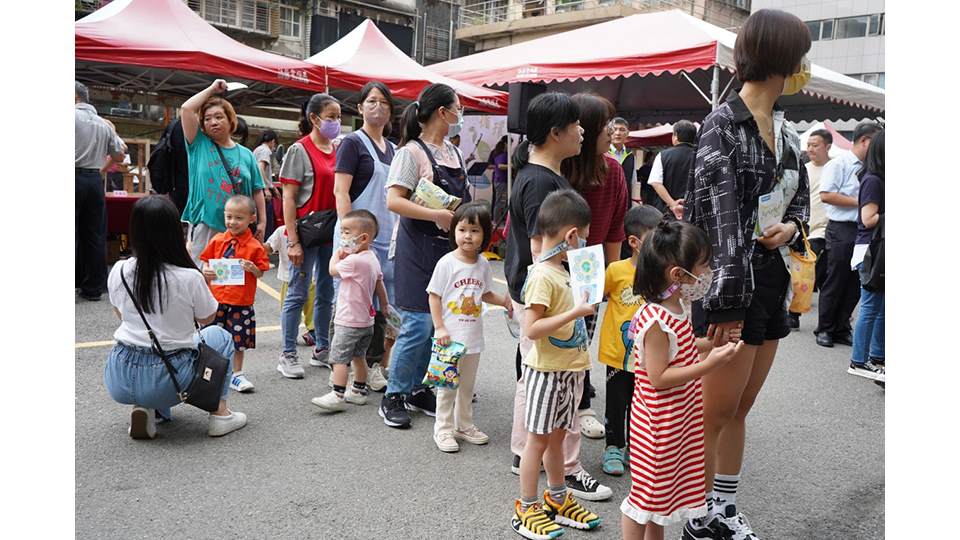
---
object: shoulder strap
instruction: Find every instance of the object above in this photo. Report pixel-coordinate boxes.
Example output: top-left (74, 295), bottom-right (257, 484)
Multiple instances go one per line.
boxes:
top-left (119, 264), bottom-right (186, 398)
top-left (214, 142), bottom-right (245, 195)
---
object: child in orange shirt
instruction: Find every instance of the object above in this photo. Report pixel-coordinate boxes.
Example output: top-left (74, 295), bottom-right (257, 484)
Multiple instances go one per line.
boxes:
top-left (201, 195), bottom-right (271, 393)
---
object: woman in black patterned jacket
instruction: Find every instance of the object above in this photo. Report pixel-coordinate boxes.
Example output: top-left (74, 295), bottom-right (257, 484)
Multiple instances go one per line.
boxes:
top-left (681, 9), bottom-right (811, 540)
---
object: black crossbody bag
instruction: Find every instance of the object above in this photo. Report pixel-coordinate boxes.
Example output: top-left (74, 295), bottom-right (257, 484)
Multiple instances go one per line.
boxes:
top-left (214, 142), bottom-right (259, 235)
top-left (120, 268), bottom-right (229, 412)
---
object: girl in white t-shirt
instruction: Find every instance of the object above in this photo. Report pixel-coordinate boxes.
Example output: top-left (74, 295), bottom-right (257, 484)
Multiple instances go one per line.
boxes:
top-left (427, 202), bottom-right (513, 453)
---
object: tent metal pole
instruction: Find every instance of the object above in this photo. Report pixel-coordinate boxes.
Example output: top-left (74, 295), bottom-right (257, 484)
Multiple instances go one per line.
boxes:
top-left (711, 64), bottom-right (720, 110)
top-left (681, 71), bottom-right (711, 106)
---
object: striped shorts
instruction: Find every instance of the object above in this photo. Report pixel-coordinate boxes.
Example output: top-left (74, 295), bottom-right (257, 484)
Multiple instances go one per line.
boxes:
top-left (523, 366), bottom-right (585, 435)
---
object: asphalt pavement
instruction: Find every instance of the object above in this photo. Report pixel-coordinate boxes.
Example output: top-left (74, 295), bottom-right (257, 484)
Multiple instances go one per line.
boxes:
top-left (75, 258), bottom-right (884, 539)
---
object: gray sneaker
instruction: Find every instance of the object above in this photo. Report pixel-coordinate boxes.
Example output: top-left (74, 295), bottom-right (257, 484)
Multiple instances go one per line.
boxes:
top-left (309, 347), bottom-right (331, 368)
top-left (277, 351), bottom-right (305, 379)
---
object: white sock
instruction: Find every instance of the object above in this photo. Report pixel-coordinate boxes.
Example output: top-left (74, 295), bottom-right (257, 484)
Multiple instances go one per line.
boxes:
top-left (713, 473), bottom-right (740, 512)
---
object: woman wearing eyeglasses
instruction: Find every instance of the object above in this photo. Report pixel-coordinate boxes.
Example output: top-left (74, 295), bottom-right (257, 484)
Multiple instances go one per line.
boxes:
top-left (332, 81), bottom-right (398, 392)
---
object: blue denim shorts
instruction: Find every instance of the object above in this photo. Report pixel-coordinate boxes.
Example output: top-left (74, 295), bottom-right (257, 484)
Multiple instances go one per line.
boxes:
top-left (104, 340), bottom-right (230, 410)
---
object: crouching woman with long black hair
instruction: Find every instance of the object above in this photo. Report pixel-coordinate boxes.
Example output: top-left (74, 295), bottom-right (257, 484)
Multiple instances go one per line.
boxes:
top-left (104, 195), bottom-right (247, 439)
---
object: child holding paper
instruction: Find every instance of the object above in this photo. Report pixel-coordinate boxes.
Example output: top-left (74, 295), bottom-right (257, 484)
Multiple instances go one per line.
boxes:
top-left (200, 195), bottom-right (271, 393)
top-left (426, 202), bottom-right (512, 453)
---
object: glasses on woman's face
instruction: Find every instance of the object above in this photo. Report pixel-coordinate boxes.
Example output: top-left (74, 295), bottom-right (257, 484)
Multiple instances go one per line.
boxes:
top-left (363, 99), bottom-right (390, 110)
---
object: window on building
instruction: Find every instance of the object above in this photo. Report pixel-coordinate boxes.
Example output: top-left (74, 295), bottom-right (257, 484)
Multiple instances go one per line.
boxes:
top-left (190, 0), bottom-right (271, 34)
top-left (851, 72), bottom-right (885, 89)
top-left (807, 20), bottom-right (821, 41)
top-left (836, 15), bottom-right (869, 39)
top-left (868, 13), bottom-right (883, 36)
top-left (424, 25), bottom-right (451, 62)
top-left (280, 4), bottom-right (301, 38)
top-left (820, 18), bottom-right (834, 40)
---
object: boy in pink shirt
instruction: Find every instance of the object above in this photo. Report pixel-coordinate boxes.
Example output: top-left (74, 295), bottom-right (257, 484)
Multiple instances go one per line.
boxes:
top-left (312, 210), bottom-right (390, 412)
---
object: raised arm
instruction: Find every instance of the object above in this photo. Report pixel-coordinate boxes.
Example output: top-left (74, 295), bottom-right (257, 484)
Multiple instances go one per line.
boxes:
top-left (181, 79), bottom-right (227, 145)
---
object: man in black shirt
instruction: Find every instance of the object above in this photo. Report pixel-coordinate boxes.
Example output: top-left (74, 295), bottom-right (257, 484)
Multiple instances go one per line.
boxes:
top-left (648, 119), bottom-right (697, 219)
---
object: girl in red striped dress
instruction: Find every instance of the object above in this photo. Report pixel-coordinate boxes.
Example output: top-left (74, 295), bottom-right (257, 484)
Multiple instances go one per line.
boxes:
top-left (621, 221), bottom-right (742, 540)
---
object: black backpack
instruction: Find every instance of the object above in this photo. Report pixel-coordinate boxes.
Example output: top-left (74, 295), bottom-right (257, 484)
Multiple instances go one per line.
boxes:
top-left (861, 214), bottom-right (884, 292)
top-left (147, 119), bottom-right (178, 195)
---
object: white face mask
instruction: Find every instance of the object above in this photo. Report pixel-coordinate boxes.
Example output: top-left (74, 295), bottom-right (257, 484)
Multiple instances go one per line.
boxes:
top-left (340, 234), bottom-right (362, 254)
top-left (678, 268), bottom-right (713, 302)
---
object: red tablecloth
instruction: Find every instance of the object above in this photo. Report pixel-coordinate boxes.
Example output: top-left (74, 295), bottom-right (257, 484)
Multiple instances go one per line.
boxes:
top-left (105, 193), bottom-right (146, 235)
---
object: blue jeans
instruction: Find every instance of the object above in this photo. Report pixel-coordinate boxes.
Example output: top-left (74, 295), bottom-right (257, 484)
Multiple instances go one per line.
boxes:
top-left (385, 309), bottom-right (433, 396)
top-left (104, 326), bottom-right (235, 419)
top-left (281, 243), bottom-right (334, 353)
top-left (852, 266), bottom-right (884, 364)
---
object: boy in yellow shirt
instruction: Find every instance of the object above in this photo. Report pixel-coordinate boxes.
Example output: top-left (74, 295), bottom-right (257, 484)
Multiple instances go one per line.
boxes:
top-left (598, 205), bottom-right (663, 476)
top-left (512, 190), bottom-right (602, 539)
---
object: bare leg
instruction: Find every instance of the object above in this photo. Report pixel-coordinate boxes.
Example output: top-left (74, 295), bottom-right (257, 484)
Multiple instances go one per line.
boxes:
top-left (621, 513), bottom-right (646, 539)
top-left (701, 343), bottom-right (758, 494)
top-left (716, 340), bottom-right (779, 475)
top-left (233, 349), bottom-right (245, 373)
top-left (542, 429), bottom-right (567, 493)
top-left (643, 523), bottom-right (664, 540)
top-left (351, 356), bottom-right (369, 385)
top-left (212, 400), bottom-right (230, 416)
top-left (331, 364), bottom-right (350, 388)
top-left (382, 338), bottom-right (394, 370)
top-left (521, 432), bottom-right (550, 500)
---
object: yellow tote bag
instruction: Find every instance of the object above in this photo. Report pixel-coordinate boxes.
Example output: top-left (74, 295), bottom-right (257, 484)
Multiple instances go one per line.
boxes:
top-left (788, 226), bottom-right (817, 314)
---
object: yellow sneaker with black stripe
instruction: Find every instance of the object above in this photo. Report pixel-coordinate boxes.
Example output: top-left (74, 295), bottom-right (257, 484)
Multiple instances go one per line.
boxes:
top-left (512, 500), bottom-right (564, 539)
top-left (543, 491), bottom-right (602, 530)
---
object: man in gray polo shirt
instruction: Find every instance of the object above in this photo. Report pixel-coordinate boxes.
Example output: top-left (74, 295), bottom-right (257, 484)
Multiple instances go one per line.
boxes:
top-left (76, 81), bottom-right (125, 301)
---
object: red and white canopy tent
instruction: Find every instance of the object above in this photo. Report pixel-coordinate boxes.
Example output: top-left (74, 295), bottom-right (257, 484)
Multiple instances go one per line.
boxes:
top-left (431, 9), bottom-right (884, 124)
top-left (75, 0), bottom-right (356, 111)
top-left (304, 19), bottom-right (508, 114)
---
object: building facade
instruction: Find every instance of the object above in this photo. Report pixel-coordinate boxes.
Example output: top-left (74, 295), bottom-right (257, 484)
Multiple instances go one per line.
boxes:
top-left (456, 0), bottom-right (751, 53)
top-left (752, 0), bottom-right (885, 89)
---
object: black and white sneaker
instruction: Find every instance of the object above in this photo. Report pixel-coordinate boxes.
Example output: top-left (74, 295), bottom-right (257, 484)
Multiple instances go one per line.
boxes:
top-left (682, 516), bottom-right (722, 540)
top-left (511, 455), bottom-right (521, 475)
top-left (405, 387), bottom-right (437, 417)
top-left (379, 394), bottom-right (411, 429)
top-left (847, 361), bottom-right (885, 382)
top-left (564, 469), bottom-right (612, 501)
top-left (712, 505), bottom-right (758, 540)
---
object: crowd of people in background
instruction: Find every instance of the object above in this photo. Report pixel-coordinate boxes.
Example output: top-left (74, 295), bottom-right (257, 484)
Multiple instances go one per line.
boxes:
top-left (75, 7), bottom-right (884, 539)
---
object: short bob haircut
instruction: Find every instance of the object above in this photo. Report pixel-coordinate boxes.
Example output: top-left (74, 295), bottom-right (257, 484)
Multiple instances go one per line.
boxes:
top-left (201, 96), bottom-right (239, 135)
top-left (734, 9), bottom-right (811, 83)
top-left (449, 201), bottom-right (493, 252)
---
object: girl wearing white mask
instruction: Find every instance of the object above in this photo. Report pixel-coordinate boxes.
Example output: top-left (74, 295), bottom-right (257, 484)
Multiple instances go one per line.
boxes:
top-left (378, 83), bottom-right (471, 429)
top-left (275, 93), bottom-right (342, 379)
top-left (682, 9), bottom-right (812, 540)
top-left (621, 219), bottom-right (743, 540)
top-left (332, 81), bottom-right (399, 392)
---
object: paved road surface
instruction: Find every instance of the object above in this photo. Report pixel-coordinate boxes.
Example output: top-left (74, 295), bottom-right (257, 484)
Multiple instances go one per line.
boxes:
top-left (75, 259), bottom-right (884, 539)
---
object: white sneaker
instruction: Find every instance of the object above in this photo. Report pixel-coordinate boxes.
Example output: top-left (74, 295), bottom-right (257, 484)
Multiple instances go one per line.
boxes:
top-left (327, 371), bottom-right (354, 389)
top-left (277, 352), bottom-right (305, 379)
top-left (311, 392), bottom-right (347, 412)
top-left (368, 363), bottom-right (388, 392)
top-left (434, 430), bottom-right (460, 453)
top-left (207, 411), bottom-right (247, 437)
top-left (578, 409), bottom-right (606, 439)
top-left (229, 372), bottom-right (255, 392)
top-left (344, 388), bottom-right (367, 405)
top-left (454, 425), bottom-right (490, 445)
top-left (128, 406), bottom-right (156, 440)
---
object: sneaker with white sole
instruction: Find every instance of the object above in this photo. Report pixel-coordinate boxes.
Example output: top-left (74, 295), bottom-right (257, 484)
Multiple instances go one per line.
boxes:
top-left (712, 504), bottom-right (759, 540)
top-left (454, 426), bottom-right (489, 445)
top-left (434, 430), bottom-right (460, 452)
top-left (578, 409), bottom-right (605, 439)
top-left (564, 469), bottom-right (612, 501)
top-left (300, 331), bottom-right (316, 347)
top-left (207, 411), bottom-right (247, 437)
top-left (277, 352), bottom-right (305, 379)
top-left (344, 388), bottom-right (367, 405)
top-left (309, 347), bottom-right (331, 368)
top-left (229, 372), bottom-right (255, 393)
top-left (128, 406), bottom-right (156, 440)
top-left (847, 360), bottom-right (885, 382)
top-left (367, 363), bottom-right (388, 392)
top-left (312, 392), bottom-right (347, 412)
top-left (682, 516), bottom-right (722, 540)
top-left (405, 387), bottom-right (437, 417)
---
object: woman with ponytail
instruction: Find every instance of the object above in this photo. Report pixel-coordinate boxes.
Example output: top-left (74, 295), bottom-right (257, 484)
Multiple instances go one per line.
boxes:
top-left (275, 93), bottom-right (342, 379)
top-left (378, 83), bottom-right (471, 429)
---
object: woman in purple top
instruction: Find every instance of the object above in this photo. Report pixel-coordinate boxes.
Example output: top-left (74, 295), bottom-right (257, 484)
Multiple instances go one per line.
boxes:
top-left (848, 130), bottom-right (884, 382)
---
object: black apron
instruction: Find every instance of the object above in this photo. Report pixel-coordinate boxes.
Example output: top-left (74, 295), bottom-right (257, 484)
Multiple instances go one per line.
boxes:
top-left (394, 140), bottom-right (471, 312)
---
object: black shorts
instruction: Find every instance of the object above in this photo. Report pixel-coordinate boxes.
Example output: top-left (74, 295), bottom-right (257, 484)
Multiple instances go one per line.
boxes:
top-left (213, 304), bottom-right (256, 351)
top-left (692, 253), bottom-right (791, 346)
